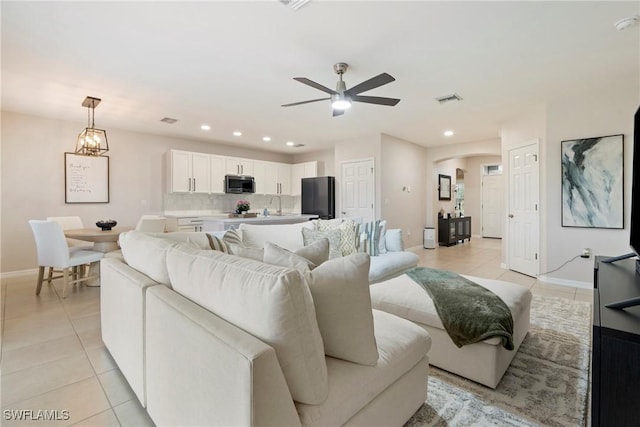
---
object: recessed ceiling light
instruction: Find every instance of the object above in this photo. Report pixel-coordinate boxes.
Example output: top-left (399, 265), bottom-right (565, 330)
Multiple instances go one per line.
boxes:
top-left (263, 136), bottom-right (271, 142)
top-left (444, 130), bottom-right (454, 137)
top-left (286, 141), bottom-right (295, 146)
top-left (201, 124), bottom-right (211, 131)
top-left (233, 131), bottom-right (242, 137)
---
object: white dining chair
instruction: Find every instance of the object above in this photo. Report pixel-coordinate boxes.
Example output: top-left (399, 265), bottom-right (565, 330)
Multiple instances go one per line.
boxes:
top-left (135, 215), bottom-right (167, 233)
top-left (46, 216), bottom-right (93, 252)
top-left (29, 220), bottom-right (104, 298)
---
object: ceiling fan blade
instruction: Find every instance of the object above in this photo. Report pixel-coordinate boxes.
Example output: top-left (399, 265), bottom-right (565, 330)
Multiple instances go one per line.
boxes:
top-left (294, 77), bottom-right (338, 95)
top-left (351, 95), bottom-right (401, 106)
top-left (281, 97), bottom-right (330, 107)
top-left (332, 108), bottom-right (345, 117)
top-left (345, 73), bottom-right (395, 96)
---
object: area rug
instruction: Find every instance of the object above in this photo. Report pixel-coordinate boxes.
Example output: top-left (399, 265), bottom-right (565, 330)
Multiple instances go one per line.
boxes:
top-left (405, 295), bottom-right (592, 427)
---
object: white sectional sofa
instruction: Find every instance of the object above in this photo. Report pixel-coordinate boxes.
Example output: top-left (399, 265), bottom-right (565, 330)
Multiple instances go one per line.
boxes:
top-left (101, 231), bottom-right (432, 426)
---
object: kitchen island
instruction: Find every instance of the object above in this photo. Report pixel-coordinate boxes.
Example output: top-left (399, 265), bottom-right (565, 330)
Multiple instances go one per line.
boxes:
top-left (202, 214), bottom-right (318, 231)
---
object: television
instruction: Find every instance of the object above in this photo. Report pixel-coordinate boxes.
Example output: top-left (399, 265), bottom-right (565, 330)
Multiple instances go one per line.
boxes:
top-left (603, 104), bottom-right (640, 309)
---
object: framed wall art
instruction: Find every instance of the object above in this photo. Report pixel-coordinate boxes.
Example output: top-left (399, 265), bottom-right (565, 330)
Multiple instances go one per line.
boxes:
top-left (65, 152), bottom-right (110, 203)
top-left (438, 174), bottom-right (451, 201)
top-left (561, 134), bottom-right (623, 228)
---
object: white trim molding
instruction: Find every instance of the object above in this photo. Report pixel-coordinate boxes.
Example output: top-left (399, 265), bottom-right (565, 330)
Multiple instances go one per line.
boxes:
top-left (537, 274), bottom-right (592, 290)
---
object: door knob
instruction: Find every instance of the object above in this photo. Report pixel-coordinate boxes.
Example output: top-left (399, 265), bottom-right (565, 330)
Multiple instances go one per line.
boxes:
top-left (508, 214), bottom-right (514, 218)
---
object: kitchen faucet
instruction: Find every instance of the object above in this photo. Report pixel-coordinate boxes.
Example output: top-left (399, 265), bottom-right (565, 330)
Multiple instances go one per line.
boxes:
top-left (269, 195), bottom-right (282, 216)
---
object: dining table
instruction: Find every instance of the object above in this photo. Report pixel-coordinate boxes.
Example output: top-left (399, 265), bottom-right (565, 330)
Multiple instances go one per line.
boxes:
top-left (64, 226), bottom-right (133, 253)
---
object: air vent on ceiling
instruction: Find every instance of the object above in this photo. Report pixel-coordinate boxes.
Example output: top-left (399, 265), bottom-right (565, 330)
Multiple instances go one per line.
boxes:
top-left (160, 117), bottom-right (178, 124)
top-left (293, 143), bottom-right (305, 148)
top-left (279, 0), bottom-right (311, 11)
top-left (435, 93), bottom-right (463, 104)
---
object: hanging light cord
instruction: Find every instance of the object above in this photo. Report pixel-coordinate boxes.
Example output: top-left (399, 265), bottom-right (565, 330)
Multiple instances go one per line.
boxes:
top-left (538, 254), bottom-right (581, 276)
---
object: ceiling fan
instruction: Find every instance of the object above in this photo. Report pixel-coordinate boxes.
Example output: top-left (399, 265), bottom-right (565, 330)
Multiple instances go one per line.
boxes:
top-left (282, 63), bottom-right (400, 117)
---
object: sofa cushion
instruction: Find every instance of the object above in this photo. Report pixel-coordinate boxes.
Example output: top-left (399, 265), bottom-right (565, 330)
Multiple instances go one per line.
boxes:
top-left (304, 253), bottom-right (379, 366)
top-left (295, 310), bottom-right (431, 426)
top-left (302, 228), bottom-right (342, 259)
top-left (150, 231), bottom-right (211, 250)
top-left (239, 222), bottom-right (314, 251)
top-left (368, 251), bottom-right (419, 284)
top-left (295, 237), bottom-right (330, 266)
top-left (165, 244), bottom-right (329, 405)
top-left (119, 231), bottom-right (183, 286)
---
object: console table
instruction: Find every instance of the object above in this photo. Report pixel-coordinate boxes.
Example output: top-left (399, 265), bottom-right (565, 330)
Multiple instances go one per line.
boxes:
top-left (438, 216), bottom-right (471, 246)
top-left (592, 256), bottom-right (640, 426)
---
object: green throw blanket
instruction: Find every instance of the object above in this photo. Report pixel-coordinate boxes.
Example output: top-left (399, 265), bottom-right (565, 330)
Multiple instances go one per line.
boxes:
top-left (406, 267), bottom-right (514, 350)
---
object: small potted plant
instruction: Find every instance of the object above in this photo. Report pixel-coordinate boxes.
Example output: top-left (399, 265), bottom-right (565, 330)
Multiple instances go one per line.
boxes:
top-left (235, 200), bottom-right (250, 214)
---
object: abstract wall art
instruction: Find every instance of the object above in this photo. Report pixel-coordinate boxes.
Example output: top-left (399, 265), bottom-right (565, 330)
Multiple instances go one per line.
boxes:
top-left (561, 134), bottom-right (623, 228)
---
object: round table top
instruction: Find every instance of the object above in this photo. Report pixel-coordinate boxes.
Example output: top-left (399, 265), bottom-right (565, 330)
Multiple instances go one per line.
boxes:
top-left (64, 227), bottom-right (133, 243)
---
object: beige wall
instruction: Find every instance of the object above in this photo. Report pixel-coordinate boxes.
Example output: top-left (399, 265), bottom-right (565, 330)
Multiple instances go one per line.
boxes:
top-left (292, 149), bottom-right (335, 176)
top-left (380, 134), bottom-right (427, 248)
top-left (1, 111), bottom-right (293, 273)
top-left (434, 158), bottom-right (467, 218)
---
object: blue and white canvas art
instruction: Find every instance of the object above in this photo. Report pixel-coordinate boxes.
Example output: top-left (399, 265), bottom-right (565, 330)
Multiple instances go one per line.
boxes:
top-left (561, 134), bottom-right (623, 228)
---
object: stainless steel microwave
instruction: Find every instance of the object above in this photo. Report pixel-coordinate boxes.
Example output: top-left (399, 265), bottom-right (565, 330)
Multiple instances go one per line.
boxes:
top-left (225, 175), bottom-right (255, 194)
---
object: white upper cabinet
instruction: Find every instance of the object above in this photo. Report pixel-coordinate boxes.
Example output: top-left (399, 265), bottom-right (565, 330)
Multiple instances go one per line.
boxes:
top-left (225, 157), bottom-right (253, 176)
top-left (210, 155), bottom-right (226, 194)
top-left (290, 161), bottom-right (318, 196)
top-left (168, 150), bottom-right (211, 193)
top-left (277, 163), bottom-right (291, 195)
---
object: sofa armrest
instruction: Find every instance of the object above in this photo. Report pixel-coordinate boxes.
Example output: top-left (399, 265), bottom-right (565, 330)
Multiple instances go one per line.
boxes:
top-left (145, 286), bottom-right (301, 427)
top-left (100, 257), bottom-right (160, 406)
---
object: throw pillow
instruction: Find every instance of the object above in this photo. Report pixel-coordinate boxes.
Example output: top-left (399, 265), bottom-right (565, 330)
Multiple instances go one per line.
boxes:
top-left (222, 228), bottom-right (243, 245)
top-left (294, 237), bottom-right (330, 267)
top-left (303, 253), bottom-right (379, 366)
top-left (263, 241), bottom-right (317, 273)
top-left (206, 234), bottom-right (230, 253)
top-left (385, 229), bottom-right (404, 252)
top-left (315, 218), bottom-right (344, 231)
top-left (378, 220), bottom-right (388, 254)
top-left (226, 243), bottom-right (264, 261)
top-left (302, 228), bottom-right (342, 259)
top-left (362, 220), bottom-right (381, 256)
top-left (316, 218), bottom-right (358, 256)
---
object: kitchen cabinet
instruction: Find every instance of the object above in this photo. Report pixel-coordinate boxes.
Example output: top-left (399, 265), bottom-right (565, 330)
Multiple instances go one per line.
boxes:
top-left (254, 161), bottom-right (289, 195)
top-left (225, 157), bottom-right (253, 176)
top-left (167, 150), bottom-right (211, 193)
top-left (210, 155), bottom-right (226, 193)
top-left (438, 216), bottom-right (471, 246)
top-left (165, 216), bottom-right (204, 232)
top-left (291, 161), bottom-right (318, 196)
top-left (277, 163), bottom-right (291, 195)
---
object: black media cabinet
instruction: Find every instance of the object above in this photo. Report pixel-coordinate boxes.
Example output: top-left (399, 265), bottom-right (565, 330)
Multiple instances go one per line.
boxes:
top-left (437, 216), bottom-right (471, 246)
top-left (592, 256), bottom-right (640, 426)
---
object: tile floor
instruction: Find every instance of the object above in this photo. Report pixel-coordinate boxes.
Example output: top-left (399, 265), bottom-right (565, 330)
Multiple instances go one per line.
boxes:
top-left (0, 238), bottom-right (592, 426)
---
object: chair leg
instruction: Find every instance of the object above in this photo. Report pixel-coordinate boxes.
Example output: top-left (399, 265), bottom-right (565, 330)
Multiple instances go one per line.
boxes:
top-left (47, 267), bottom-right (54, 284)
top-left (62, 268), bottom-right (69, 299)
top-left (36, 266), bottom-right (45, 295)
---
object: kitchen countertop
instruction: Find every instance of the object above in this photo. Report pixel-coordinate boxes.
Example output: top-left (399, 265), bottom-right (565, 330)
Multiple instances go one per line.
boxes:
top-left (201, 214), bottom-right (317, 224)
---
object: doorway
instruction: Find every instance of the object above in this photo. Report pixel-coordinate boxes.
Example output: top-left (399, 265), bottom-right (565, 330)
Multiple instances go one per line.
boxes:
top-left (340, 158), bottom-right (375, 221)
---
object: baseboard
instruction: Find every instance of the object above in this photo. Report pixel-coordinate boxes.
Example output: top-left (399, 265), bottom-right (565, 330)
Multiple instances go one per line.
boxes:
top-left (1, 268), bottom-right (38, 280)
top-left (537, 274), bottom-right (592, 290)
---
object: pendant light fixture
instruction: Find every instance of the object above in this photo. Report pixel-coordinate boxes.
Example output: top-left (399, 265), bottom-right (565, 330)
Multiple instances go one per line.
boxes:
top-left (75, 96), bottom-right (108, 156)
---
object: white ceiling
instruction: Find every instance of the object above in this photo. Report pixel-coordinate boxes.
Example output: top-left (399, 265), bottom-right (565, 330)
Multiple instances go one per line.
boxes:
top-left (2, 1), bottom-right (639, 154)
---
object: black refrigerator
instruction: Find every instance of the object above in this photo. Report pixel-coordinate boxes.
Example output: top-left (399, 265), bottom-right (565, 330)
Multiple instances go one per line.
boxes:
top-left (301, 176), bottom-right (335, 219)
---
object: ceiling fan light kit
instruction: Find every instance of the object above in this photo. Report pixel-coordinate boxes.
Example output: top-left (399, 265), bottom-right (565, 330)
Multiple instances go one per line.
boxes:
top-left (282, 62), bottom-right (400, 116)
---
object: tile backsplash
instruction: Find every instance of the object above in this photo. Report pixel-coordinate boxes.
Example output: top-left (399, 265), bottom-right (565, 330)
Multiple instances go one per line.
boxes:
top-left (164, 193), bottom-right (301, 214)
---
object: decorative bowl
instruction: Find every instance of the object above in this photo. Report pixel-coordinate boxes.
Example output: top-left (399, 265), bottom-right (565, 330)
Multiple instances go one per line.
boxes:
top-left (96, 220), bottom-right (117, 231)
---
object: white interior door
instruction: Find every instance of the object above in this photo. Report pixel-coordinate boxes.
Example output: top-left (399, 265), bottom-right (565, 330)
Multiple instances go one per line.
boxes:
top-left (482, 174), bottom-right (504, 238)
top-left (341, 159), bottom-right (374, 221)
top-left (508, 143), bottom-right (539, 277)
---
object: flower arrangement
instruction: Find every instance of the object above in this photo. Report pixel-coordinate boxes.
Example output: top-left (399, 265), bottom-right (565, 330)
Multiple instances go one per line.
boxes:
top-left (235, 200), bottom-right (250, 213)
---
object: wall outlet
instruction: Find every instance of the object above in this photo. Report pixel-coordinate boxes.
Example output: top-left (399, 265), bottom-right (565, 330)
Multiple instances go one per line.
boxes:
top-left (581, 248), bottom-right (592, 258)
top-left (407, 230), bottom-right (411, 237)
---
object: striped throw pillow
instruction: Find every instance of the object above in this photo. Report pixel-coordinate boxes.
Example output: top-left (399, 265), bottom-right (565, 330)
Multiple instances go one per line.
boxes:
top-left (206, 234), bottom-right (230, 253)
